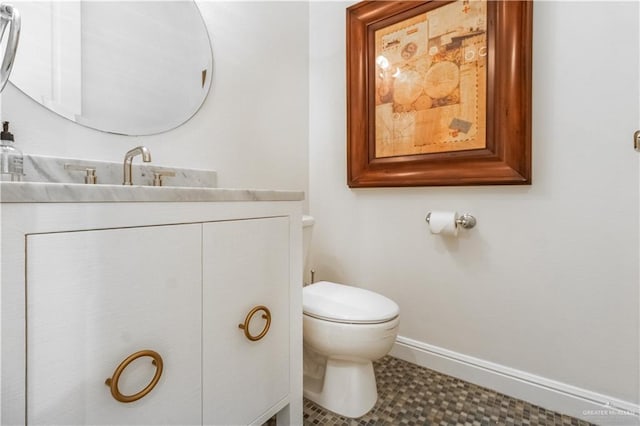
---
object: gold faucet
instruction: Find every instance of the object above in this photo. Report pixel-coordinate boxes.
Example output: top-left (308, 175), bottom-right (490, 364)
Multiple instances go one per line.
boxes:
top-left (123, 146), bottom-right (151, 185)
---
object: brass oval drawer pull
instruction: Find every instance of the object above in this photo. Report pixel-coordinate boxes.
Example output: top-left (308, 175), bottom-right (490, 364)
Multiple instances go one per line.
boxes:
top-left (105, 349), bottom-right (163, 403)
top-left (238, 305), bottom-right (271, 341)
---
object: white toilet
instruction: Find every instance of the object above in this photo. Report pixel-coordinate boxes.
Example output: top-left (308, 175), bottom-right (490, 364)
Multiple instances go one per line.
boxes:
top-left (302, 216), bottom-right (400, 418)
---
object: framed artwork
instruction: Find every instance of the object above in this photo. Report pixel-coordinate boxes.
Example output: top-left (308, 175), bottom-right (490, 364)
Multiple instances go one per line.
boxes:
top-left (346, 0), bottom-right (532, 187)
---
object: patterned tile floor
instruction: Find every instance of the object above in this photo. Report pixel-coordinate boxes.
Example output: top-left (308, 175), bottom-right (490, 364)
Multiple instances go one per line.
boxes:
top-left (303, 356), bottom-right (594, 426)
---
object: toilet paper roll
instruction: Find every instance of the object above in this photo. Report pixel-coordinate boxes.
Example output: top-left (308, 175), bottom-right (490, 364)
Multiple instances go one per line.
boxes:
top-left (428, 211), bottom-right (458, 236)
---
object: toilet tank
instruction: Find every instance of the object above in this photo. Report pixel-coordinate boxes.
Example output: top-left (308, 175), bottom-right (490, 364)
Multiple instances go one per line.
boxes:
top-left (302, 215), bottom-right (315, 274)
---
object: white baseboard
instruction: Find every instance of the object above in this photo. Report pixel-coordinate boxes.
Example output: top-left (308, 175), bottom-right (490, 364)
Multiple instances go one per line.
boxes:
top-left (390, 336), bottom-right (640, 426)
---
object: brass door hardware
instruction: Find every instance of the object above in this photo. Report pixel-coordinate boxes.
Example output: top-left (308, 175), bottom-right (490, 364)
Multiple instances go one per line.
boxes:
top-left (634, 130), bottom-right (640, 152)
top-left (105, 349), bottom-right (163, 403)
top-left (238, 305), bottom-right (271, 341)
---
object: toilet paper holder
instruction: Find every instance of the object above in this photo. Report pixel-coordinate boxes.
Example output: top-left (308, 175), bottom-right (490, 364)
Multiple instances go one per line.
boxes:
top-left (425, 212), bottom-right (477, 230)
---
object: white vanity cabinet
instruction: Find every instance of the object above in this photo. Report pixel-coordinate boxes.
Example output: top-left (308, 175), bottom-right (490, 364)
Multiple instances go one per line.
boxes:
top-left (203, 218), bottom-right (290, 425)
top-left (26, 224), bottom-right (203, 425)
top-left (1, 194), bottom-right (303, 425)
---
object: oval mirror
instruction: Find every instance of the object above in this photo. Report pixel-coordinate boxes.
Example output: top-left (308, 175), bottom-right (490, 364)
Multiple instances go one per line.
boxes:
top-left (8, 1), bottom-right (213, 136)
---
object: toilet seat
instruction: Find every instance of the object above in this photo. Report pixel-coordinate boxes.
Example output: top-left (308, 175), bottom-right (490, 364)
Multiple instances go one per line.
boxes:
top-left (303, 281), bottom-right (399, 324)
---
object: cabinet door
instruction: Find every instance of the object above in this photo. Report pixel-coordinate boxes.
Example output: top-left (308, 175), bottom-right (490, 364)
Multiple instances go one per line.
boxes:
top-left (26, 224), bottom-right (202, 425)
top-left (203, 217), bottom-right (290, 425)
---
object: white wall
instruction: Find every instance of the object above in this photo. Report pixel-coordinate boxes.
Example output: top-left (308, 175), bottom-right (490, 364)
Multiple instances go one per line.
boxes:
top-left (309, 0), bottom-right (639, 411)
top-left (2, 1), bottom-right (309, 195)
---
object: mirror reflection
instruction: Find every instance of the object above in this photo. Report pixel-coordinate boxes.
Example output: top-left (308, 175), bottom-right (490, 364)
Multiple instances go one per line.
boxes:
top-left (9, 1), bottom-right (213, 136)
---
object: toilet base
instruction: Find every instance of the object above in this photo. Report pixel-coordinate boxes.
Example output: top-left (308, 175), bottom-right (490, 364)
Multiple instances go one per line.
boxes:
top-left (303, 358), bottom-right (378, 418)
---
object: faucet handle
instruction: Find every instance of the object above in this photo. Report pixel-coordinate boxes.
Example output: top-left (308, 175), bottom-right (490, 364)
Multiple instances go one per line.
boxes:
top-left (152, 170), bottom-right (176, 187)
top-left (64, 163), bottom-right (97, 184)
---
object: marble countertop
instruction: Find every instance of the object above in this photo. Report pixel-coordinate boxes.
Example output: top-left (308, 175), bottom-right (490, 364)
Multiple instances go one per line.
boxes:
top-left (0, 182), bottom-right (304, 203)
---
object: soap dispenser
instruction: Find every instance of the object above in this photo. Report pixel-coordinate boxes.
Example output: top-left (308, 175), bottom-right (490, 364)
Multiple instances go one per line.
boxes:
top-left (0, 121), bottom-right (23, 181)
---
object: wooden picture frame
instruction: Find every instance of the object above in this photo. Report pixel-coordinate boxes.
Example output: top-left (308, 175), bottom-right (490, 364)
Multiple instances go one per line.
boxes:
top-left (347, 0), bottom-right (532, 187)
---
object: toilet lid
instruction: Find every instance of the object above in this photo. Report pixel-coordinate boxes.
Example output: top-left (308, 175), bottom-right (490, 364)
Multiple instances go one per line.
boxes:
top-left (303, 281), bottom-right (399, 324)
